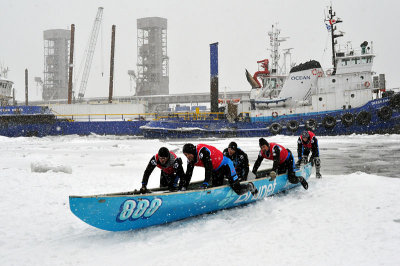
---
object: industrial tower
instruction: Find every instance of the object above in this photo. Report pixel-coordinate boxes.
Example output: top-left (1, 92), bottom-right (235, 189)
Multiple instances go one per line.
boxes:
top-left (43, 29), bottom-right (70, 100)
top-left (136, 17), bottom-right (169, 96)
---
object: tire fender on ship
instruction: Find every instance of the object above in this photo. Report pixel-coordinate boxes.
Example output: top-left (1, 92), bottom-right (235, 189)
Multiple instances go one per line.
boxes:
top-left (269, 123), bottom-right (282, 135)
top-left (341, 113), bottom-right (354, 126)
top-left (305, 119), bottom-right (317, 130)
top-left (322, 115), bottom-right (336, 129)
top-left (389, 93), bottom-right (400, 109)
top-left (377, 106), bottom-right (392, 121)
top-left (356, 111), bottom-right (372, 126)
top-left (286, 120), bottom-right (299, 132)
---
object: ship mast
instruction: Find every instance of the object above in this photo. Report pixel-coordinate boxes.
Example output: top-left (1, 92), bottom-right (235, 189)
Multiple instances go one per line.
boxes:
top-left (268, 24), bottom-right (288, 74)
top-left (325, 5), bottom-right (343, 75)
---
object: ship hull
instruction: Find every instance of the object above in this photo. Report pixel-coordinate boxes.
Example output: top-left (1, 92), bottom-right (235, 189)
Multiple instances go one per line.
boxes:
top-left (141, 96), bottom-right (400, 138)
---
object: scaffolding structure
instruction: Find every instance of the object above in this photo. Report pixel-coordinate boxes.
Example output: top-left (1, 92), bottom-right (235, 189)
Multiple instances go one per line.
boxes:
top-left (136, 17), bottom-right (169, 96)
top-left (43, 29), bottom-right (70, 100)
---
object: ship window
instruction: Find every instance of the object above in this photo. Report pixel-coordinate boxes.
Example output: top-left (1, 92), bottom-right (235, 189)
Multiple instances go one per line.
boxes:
top-left (319, 97), bottom-right (323, 101)
top-left (352, 57), bottom-right (360, 64)
top-left (360, 76), bottom-right (364, 80)
top-left (361, 57), bottom-right (368, 64)
top-left (351, 94), bottom-right (355, 98)
top-left (332, 79), bottom-right (336, 83)
top-left (341, 59), bottom-right (350, 66)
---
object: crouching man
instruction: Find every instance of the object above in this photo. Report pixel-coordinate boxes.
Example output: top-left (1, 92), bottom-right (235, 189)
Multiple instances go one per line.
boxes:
top-left (140, 147), bottom-right (185, 193)
top-left (182, 143), bottom-right (257, 196)
top-left (223, 141), bottom-right (249, 181)
top-left (252, 138), bottom-right (308, 190)
top-left (296, 130), bottom-right (322, 178)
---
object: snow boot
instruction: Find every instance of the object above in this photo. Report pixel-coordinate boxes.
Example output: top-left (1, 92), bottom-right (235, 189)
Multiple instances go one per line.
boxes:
top-left (314, 157), bottom-right (321, 179)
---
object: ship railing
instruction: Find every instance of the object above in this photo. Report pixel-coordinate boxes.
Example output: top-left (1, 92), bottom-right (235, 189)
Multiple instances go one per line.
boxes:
top-left (55, 113), bottom-right (157, 122)
top-left (155, 111), bottom-right (226, 121)
top-left (335, 43), bottom-right (374, 57)
top-left (154, 111), bottom-right (252, 122)
top-left (55, 111), bottom-right (252, 122)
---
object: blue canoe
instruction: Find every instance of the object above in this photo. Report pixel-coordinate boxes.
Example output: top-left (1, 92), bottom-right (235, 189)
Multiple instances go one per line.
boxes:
top-left (69, 164), bottom-right (312, 231)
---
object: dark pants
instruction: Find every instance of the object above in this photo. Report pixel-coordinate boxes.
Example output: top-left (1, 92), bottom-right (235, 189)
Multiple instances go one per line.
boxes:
top-left (212, 158), bottom-right (250, 195)
top-left (278, 151), bottom-right (302, 184)
top-left (160, 172), bottom-right (179, 190)
top-left (302, 148), bottom-right (311, 159)
top-left (236, 167), bottom-right (248, 181)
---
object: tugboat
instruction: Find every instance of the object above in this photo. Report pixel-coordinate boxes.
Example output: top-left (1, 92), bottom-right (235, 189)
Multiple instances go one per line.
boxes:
top-left (141, 5), bottom-right (400, 138)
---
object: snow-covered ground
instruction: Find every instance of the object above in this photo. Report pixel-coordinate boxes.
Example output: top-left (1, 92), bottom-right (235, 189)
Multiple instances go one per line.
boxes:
top-left (1, 134), bottom-right (399, 266)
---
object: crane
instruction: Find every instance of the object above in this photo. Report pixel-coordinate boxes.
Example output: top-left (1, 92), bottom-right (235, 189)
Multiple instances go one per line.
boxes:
top-left (77, 7), bottom-right (104, 100)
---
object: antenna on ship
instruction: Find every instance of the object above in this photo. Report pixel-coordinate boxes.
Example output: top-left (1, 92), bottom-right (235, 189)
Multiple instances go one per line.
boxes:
top-left (268, 24), bottom-right (289, 75)
top-left (325, 5), bottom-right (343, 75)
top-left (0, 66), bottom-right (9, 78)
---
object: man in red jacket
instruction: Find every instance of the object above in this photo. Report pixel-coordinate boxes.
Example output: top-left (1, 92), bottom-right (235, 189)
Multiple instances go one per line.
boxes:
top-left (297, 130), bottom-right (322, 178)
top-left (252, 138), bottom-right (308, 190)
top-left (182, 143), bottom-right (258, 196)
top-left (140, 147), bottom-right (185, 193)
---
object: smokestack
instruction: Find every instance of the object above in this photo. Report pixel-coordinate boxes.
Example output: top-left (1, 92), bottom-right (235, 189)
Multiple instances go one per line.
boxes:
top-left (210, 42), bottom-right (219, 113)
top-left (68, 24), bottom-right (75, 104)
top-left (25, 69), bottom-right (28, 105)
top-left (108, 25), bottom-right (116, 103)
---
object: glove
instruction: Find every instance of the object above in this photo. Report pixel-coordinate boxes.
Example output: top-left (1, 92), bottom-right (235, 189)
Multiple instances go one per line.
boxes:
top-left (269, 171), bottom-right (277, 180)
top-left (295, 160), bottom-right (301, 168)
top-left (140, 185), bottom-right (148, 194)
top-left (310, 157), bottom-right (315, 166)
top-left (200, 182), bottom-right (209, 189)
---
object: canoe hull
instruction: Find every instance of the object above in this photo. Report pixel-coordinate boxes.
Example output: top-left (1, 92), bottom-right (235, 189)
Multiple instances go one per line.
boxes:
top-left (69, 164), bottom-right (312, 231)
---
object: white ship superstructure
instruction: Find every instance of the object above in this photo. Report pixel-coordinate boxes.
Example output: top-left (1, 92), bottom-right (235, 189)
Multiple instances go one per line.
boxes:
top-left (0, 67), bottom-right (13, 105)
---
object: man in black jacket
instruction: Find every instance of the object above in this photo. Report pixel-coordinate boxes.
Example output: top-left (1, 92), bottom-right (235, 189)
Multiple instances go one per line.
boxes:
top-left (182, 143), bottom-right (257, 196)
top-left (252, 138), bottom-right (308, 190)
top-left (140, 147), bottom-right (185, 193)
top-left (296, 130), bottom-right (322, 178)
top-left (223, 141), bottom-right (249, 181)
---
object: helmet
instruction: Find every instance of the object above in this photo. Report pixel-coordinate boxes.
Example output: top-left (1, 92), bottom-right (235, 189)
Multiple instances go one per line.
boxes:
top-left (228, 141), bottom-right (238, 151)
top-left (259, 138), bottom-right (269, 148)
top-left (301, 131), bottom-right (310, 139)
top-left (158, 147), bottom-right (170, 158)
top-left (183, 143), bottom-right (196, 155)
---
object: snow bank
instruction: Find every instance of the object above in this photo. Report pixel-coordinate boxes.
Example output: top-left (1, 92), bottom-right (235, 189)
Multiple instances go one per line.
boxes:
top-left (31, 162), bottom-right (72, 174)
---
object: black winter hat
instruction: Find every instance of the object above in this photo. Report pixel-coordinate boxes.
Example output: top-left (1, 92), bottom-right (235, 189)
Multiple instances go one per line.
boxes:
top-left (228, 141), bottom-right (238, 151)
top-left (259, 138), bottom-right (269, 148)
top-left (183, 143), bottom-right (196, 155)
top-left (158, 147), bottom-right (170, 158)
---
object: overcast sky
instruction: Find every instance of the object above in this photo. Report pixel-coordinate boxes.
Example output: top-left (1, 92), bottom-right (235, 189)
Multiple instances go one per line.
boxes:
top-left (1, 0), bottom-right (399, 101)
